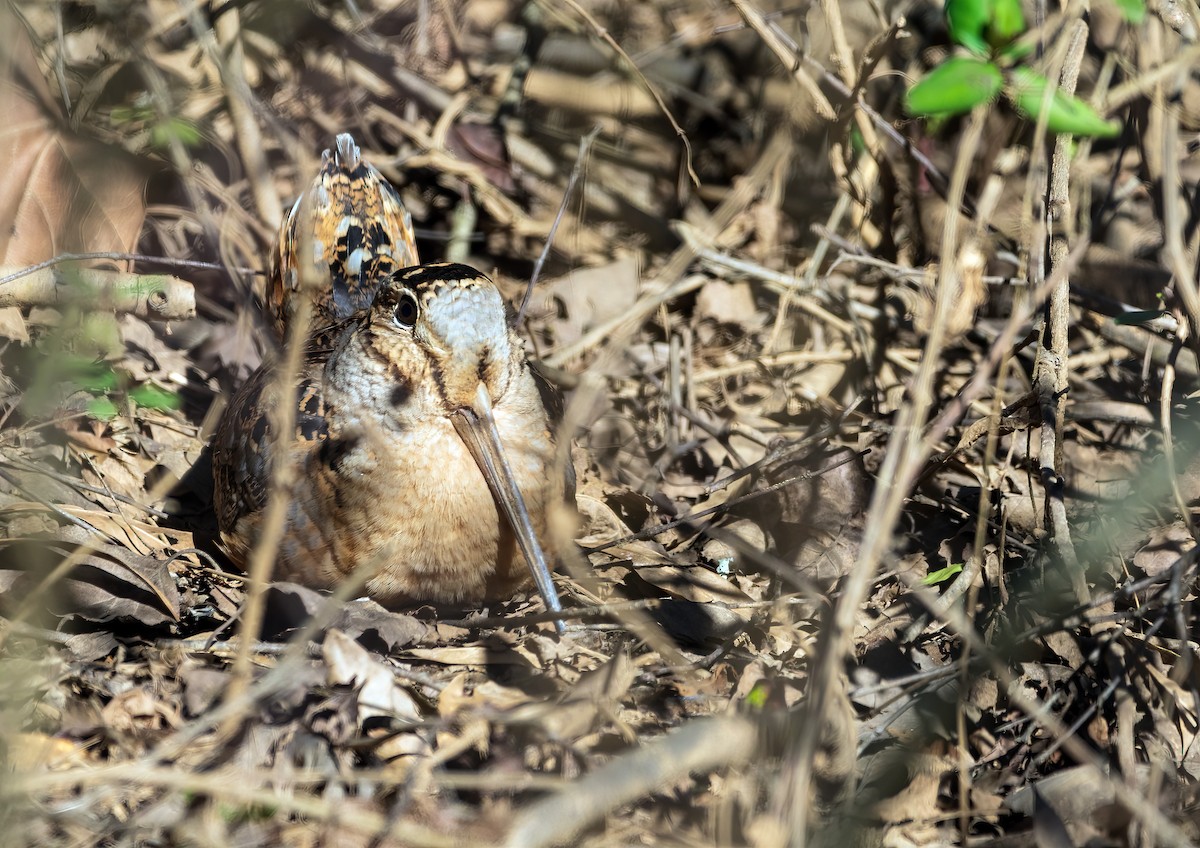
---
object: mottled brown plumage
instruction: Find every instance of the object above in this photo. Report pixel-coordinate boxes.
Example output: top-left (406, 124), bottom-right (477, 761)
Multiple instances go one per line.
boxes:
top-left (269, 133), bottom-right (420, 337)
top-left (216, 135), bottom-right (566, 615)
top-left (212, 263), bottom-right (564, 606)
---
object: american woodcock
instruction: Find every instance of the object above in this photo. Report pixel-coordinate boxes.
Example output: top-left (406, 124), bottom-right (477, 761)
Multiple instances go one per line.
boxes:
top-left (215, 135), bottom-right (565, 615)
top-left (212, 262), bottom-right (567, 609)
top-left (268, 133), bottom-right (420, 337)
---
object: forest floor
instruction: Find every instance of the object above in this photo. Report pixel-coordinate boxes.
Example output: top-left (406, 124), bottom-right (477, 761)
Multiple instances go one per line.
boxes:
top-left (1, 0), bottom-right (1199, 845)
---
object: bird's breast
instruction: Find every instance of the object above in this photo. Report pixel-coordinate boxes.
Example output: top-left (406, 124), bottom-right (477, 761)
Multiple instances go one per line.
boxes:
top-left (285, 398), bottom-right (556, 605)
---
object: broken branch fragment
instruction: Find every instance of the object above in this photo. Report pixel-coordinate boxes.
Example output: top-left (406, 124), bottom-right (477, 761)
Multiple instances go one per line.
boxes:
top-left (0, 266), bottom-right (196, 321)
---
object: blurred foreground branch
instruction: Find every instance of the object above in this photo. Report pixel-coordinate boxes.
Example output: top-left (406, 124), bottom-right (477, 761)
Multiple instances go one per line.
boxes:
top-left (0, 265), bottom-right (196, 320)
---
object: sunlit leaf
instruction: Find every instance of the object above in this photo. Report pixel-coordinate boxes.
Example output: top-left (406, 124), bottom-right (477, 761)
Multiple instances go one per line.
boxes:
top-left (998, 38), bottom-right (1036, 61)
top-left (946, 0), bottom-right (993, 55)
top-left (51, 355), bottom-right (117, 392)
top-left (75, 366), bottom-right (119, 394)
top-left (150, 118), bottom-right (202, 150)
top-left (129, 384), bottom-right (181, 411)
top-left (745, 682), bottom-right (769, 709)
top-left (906, 57), bottom-right (1003, 117)
top-left (219, 802), bottom-right (279, 824)
top-left (851, 125), bottom-right (866, 155)
top-left (988, 0), bottom-right (1026, 45)
top-left (923, 563), bottom-right (964, 585)
top-left (946, 0), bottom-right (1025, 53)
top-left (1009, 68), bottom-right (1121, 137)
top-left (1110, 0), bottom-right (1146, 23)
top-left (87, 396), bottom-right (119, 420)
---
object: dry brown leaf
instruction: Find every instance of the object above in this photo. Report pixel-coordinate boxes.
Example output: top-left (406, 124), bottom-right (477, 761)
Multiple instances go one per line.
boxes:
top-left (118, 313), bottom-right (193, 385)
top-left (864, 747), bottom-right (955, 827)
top-left (179, 661), bottom-right (229, 717)
top-left (694, 279), bottom-right (763, 329)
top-left (438, 672), bottom-right (529, 717)
top-left (54, 506), bottom-right (190, 558)
top-left (0, 528), bottom-right (180, 625)
top-left (533, 257), bottom-right (640, 347)
top-left (1004, 765), bottom-right (1139, 840)
top-left (261, 582), bottom-right (433, 649)
top-left (323, 629), bottom-right (431, 761)
top-left (575, 490), bottom-right (680, 574)
top-left (615, 565), bottom-right (749, 648)
top-left (509, 652), bottom-right (637, 742)
top-left (62, 630), bottom-right (121, 662)
top-left (79, 451), bottom-right (147, 509)
top-left (7, 731), bottom-right (93, 772)
top-left (101, 686), bottom-right (181, 745)
top-left (759, 444), bottom-right (868, 580)
top-left (0, 8), bottom-right (147, 341)
top-left (323, 629), bottom-right (424, 727)
top-left (634, 563), bottom-right (751, 605)
top-left (1133, 522), bottom-right (1195, 578)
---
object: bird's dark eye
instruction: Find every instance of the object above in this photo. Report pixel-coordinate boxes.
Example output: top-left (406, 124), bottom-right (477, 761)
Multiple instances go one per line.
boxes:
top-left (393, 291), bottom-right (419, 328)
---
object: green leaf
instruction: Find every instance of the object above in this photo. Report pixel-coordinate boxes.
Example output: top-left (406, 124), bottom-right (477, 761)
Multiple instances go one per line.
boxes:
top-left (57, 357), bottom-right (118, 393)
top-left (1009, 68), bottom-right (1121, 137)
top-left (129, 384), bottom-right (181, 412)
top-left (219, 802), bottom-right (279, 824)
top-left (945, 0), bottom-right (993, 55)
top-left (150, 118), bottom-right (202, 150)
top-left (76, 368), bottom-right (119, 393)
top-left (1114, 310), bottom-right (1168, 325)
top-left (907, 57), bottom-right (1004, 117)
top-left (988, 0), bottom-right (1026, 45)
top-left (997, 38), bottom-right (1036, 62)
top-left (745, 682), bottom-right (769, 710)
top-left (1110, 0), bottom-right (1146, 23)
top-left (945, 0), bottom-right (1026, 53)
top-left (87, 396), bottom-right (119, 420)
top-left (923, 563), bottom-right (964, 585)
top-left (850, 125), bottom-right (867, 155)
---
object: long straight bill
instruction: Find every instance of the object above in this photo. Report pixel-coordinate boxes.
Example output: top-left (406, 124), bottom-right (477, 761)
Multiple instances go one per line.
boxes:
top-left (453, 383), bottom-right (565, 633)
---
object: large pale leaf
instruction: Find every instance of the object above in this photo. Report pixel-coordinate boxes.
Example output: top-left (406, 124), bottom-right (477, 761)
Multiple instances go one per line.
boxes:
top-left (0, 10), bottom-right (148, 341)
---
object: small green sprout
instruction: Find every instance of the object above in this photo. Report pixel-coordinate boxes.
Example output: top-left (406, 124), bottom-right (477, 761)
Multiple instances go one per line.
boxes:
top-left (906, 0), bottom-right (1125, 138)
top-left (922, 563), bottom-right (964, 586)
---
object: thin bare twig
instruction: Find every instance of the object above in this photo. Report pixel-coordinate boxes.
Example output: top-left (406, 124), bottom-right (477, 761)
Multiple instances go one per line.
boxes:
top-left (221, 175), bottom-right (317, 734)
top-left (211, 6), bottom-right (282, 226)
top-left (1034, 19), bottom-right (1090, 605)
top-left (0, 252), bottom-right (260, 286)
top-left (774, 104), bottom-right (989, 841)
top-left (557, 0), bottom-right (701, 188)
top-left (730, 0), bottom-right (836, 121)
top-left (515, 124), bottom-right (602, 326)
top-left (546, 130), bottom-right (793, 367)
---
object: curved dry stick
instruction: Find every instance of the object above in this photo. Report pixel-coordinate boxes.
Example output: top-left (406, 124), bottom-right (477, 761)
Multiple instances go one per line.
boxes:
top-left (558, 0), bottom-right (701, 188)
top-left (504, 714), bottom-right (757, 848)
top-left (773, 104), bottom-right (990, 838)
